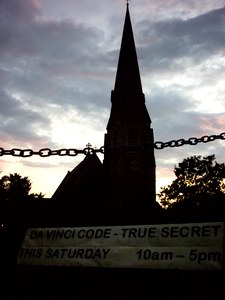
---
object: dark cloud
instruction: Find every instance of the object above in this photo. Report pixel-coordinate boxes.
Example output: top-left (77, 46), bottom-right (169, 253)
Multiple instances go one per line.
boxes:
top-left (0, 0), bottom-right (112, 118)
top-left (145, 86), bottom-right (225, 147)
top-left (0, 89), bottom-right (50, 144)
top-left (0, 0), bottom-right (40, 20)
top-left (0, 0), bottom-right (41, 56)
top-left (0, 0), bottom-right (112, 148)
top-left (137, 6), bottom-right (225, 72)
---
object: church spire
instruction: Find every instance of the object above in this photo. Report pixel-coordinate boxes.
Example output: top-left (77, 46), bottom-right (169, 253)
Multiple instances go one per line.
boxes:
top-left (114, 3), bottom-right (142, 94)
top-left (107, 4), bottom-right (150, 130)
top-left (104, 3), bottom-right (156, 210)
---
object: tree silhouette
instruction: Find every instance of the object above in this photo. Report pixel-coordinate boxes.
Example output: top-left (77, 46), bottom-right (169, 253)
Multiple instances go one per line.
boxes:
top-left (0, 173), bottom-right (45, 202)
top-left (1, 173), bottom-right (30, 199)
top-left (0, 173), bottom-right (32, 202)
top-left (0, 172), bottom-right (45, 227)
top-left (158, 155), bottom-right (225, 216)
top-left (0, 173), bottom-right (46, 264)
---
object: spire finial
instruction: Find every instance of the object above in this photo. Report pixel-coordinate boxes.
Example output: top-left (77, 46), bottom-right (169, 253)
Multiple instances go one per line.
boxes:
top-left (127, 0), bottom-right (130, 7)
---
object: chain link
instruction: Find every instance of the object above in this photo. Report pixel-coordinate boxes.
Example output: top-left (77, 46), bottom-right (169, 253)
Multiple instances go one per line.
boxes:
top-left (0, 133), bottom-right (224, 157)
top-left (154, 132), bottom-right (225, 150)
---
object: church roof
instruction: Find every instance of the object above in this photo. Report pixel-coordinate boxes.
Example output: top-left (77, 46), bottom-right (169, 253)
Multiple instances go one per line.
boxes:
top-left (51, 153), bottom-right (103, 202)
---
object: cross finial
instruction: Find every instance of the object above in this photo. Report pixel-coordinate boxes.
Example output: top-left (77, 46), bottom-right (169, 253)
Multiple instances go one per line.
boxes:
top-left (84, 142), bottom-right (94, 155)
top-left (86, 142), bottom-right (92, 149)
top-left (127, 0), bottom-right (130, 6)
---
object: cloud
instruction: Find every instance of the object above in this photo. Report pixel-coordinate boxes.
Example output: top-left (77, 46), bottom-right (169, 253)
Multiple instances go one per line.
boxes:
top-left (0, 0), bottom-right (41, 56)
top-left (137, 6), bottom-right (225, 74)
top-left (0, 89), bottom-right (50, 146)
top-left (0, 0), bottom-right (41, 22)
top-left (0, 0), bottom-right (112, 149)
top-left (148, 85), bottom-right (225, 142)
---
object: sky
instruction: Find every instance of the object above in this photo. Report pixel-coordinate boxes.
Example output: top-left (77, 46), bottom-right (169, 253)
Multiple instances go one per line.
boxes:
top-left (0, 0), bottom-right (225, 199)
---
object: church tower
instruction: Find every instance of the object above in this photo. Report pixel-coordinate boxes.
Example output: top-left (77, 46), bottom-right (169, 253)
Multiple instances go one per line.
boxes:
top-left (50, 3), bottom-right (156, 226)
top-left (104, 3), bottom-right (156, 208)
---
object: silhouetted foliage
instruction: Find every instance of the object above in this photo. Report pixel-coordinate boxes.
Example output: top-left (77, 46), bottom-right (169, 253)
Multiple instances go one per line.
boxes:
top-left (0, 173), bottom-right (31, 202)
top-left (158, 155), bottom-right (225, 220)
top-left (0, 172), bottom-right (45, 228)
top-left (0, 173), bottom-right (46, 265)
top-left (0, 173), bottom-right (44, 203)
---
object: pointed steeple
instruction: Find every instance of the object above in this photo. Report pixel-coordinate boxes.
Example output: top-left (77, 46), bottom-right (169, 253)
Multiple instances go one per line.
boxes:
top-left (104, 3), bottom-right (156, 211)
top-left (114, 3), bottom-right (142, 94)
top-left (107, 4), bottom-right (151, 130)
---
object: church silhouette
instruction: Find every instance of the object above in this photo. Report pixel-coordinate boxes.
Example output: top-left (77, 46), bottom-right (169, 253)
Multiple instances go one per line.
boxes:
top-left (9, 5), bottom-right (224, 300)
top-left (49, 3), bottom-right (160, 227)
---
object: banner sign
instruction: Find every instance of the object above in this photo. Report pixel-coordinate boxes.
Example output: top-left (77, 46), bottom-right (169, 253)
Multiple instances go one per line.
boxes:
top-left (17, 222), bottom-right (224, 270)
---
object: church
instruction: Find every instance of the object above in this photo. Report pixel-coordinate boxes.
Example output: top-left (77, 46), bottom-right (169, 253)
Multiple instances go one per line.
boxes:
top-left (10, 5), bottom-right (225, 300)
top-left (49, 3), bottom-right (159, 226)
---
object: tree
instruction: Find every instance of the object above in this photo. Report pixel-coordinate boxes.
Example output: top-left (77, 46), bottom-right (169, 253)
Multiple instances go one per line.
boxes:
top-left (0, 173), bottom-right (32, 202)
top-left (0, 173), bottom-right (45, 264)
top-left (158, 155), bottom-right (225, 210)
top-left (0, 173), bottom-right (44, 202)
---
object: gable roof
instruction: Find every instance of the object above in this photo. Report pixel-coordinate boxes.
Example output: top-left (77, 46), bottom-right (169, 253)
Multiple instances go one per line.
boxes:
top-left (51, 153), bottom-right (103, 202)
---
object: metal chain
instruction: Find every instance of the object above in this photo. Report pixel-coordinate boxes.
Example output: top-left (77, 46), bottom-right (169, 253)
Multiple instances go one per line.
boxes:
top-left (154, 132), bottom-right (225, 150)
top-left (0, 132), bottom-right (225, 157)
top-left (0, 146), bottom-right (105, 157)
